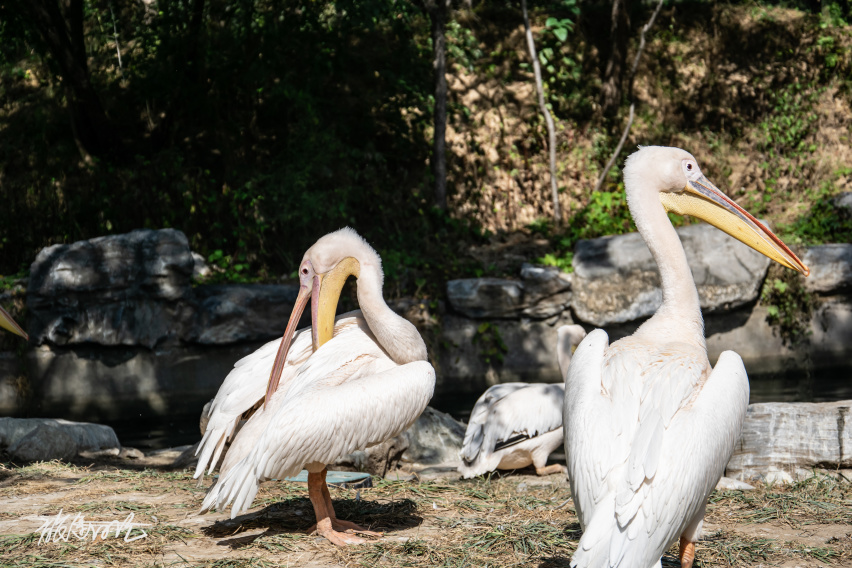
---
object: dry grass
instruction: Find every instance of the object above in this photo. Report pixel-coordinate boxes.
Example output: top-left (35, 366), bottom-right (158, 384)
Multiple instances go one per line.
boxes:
top-left (0, 460), bottom-right (850, 567)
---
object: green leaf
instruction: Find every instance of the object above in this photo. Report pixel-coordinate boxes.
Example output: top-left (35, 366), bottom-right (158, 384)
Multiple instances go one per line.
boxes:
top-left (554, 28), bottom-right (568, 42)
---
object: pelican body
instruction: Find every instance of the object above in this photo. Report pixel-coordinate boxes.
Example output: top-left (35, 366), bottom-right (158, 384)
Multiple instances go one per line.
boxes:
top-left (564, 146), bottom-right (808, 568)
top-left (196, 228), bottom-right (435, 545)
top-left (459, 324), bottom-right (586, 478)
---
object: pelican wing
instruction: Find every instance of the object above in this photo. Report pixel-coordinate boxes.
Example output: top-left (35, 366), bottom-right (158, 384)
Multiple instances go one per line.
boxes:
top-left (194, 312), bottom-right (365, 478)
top-left (566, 331), bottom-right (749, 568)
top-left (460, 382), bottom-right (527, 463)
top-left (459, 383), bottom-right (564, 477)
top-left (201, 330), bottom-right (435, 518)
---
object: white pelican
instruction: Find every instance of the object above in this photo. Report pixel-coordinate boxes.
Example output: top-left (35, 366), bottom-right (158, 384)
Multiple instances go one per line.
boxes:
top-left (195, 228), bottom-right (435, 545)
top-left (564, 146), bottom-right (808, 568)
top-left (458, 324), bottom-right (586, 478)
top-left (0, 305), bottom-right (26, 339)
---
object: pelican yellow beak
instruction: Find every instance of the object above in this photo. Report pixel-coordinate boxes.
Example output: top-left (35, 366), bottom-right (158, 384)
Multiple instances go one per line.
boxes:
top-left (0, 305), bottom-right (27, 340)
top-left (263, 257), bottom-right (360, 408)
top-left (660, 175), bottom-right (809, 276)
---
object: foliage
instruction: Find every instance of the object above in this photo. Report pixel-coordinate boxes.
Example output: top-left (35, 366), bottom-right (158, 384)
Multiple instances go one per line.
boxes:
top-left (535, 187), bottom-right (634, 272)
top-left (472, 321), bottom-right (507, 365)
top-left (759, 265), bottom-right (815, 346)
top-left (779, 170), bottom-right (852, 245)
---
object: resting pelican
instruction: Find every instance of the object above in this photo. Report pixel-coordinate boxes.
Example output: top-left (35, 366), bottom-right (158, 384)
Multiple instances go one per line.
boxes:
top-left (196, 228), bottom-right (435, 545)
top-left (564, 146), bottom-right (808, 568)
top-left (0, 305), bottom-right (27, 339)
top-left (458, 324), bottom-right (586, 478)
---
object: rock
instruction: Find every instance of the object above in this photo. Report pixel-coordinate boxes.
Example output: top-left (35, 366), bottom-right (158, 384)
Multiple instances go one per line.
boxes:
top-left (446, 265), bottom-right (571, 320)
top-left (802, 244), bottom-right (852, 294)
top-left (120, 447), bottom-right (145, 459)
top-left (188, 284), bottom-right (301, 344)
top-left (833, 192), bottom-right (852, 218)
top-left (438, 312), bottom-right (577, 393)
top-left (27, 229), bottom-right (195, 347)
top-left (725, 400), bottom-right (852, 483)
top-left (715, 476), bottom-right (755, 491)
top-left (400, 407), bottom-right (466, 468)
top-left (8, 423), bottom-right (77, 462)
top-left (25, 341), bottom-right (263, 423)
top-left (572, 223), bottom-right (771, 326)
top-left (0, 417), bottom-right (120, 454)
top-left (519, 264), bottom-right (573, 319)
top-left (335, 434), bottom-right (409, 477)
top-left (447, 278), bottom-right (523, 319)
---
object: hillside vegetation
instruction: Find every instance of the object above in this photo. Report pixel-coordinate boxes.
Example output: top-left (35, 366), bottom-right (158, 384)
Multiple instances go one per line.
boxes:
top-left (1, 0), bottom-right (851, 296)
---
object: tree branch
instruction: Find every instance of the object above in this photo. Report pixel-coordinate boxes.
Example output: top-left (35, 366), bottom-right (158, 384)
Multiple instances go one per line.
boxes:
top-left (595, 0), bottom-right (665, 193)
top-left (521, 0), bottom-right (560, 223)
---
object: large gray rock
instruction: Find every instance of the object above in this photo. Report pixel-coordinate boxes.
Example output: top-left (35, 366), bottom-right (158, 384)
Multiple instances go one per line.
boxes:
top-left (438, 312), bottom-right (577, 393)
top-left (572, 223), bottom-right (771, 326)
top-left (0, 417), bottom-right (120, 461)
top-left (27, 229), bottom-right (195, 348)
top-left (25, 341), bottom-right (263, 422)
top-left (802, 244), bottom-right (852, 294)
top-left (8, 423), bottom-right (78, 462)
top-left (400, 406), bottom-right (466, 467)
top-left (188, 284), bottom-right (301, 344)
top-left (446, 264), bottom-right (571, 320)
top-left (726, 401), bottom-right (852, 483)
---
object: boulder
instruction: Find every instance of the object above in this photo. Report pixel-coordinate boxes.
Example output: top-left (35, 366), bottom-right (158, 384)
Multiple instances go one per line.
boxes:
top-left (438, 312), bottom-right (577, 393)
top-left (0, 417), bottom-right (121, 462)
top-left (8, 423), bottom-right (77, 462)
top-left (27, 229), bottom-right (195, 348)
top-left (572, 223), bottom-right (771, 326)
top-left (833, 192), bottom-right (852, 218)
top-left (726, 400), bottom-right (852, 483)
top-left (446, 264), bottom-right (571, 320)
top-left (447, 278), bottom-right (523, 319)
top-left (188, 284), bottom-right (301, 344)
top-left (802, 244), bottom-right (852, 294)
top-left (400, 406), bottom-right (466, 468)
top-left (335, 434), bottom-right (410, 477)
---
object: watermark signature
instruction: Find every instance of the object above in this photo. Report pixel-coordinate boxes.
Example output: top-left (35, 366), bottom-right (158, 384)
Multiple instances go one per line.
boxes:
top-left (36, 509), bottom-right (149, 544)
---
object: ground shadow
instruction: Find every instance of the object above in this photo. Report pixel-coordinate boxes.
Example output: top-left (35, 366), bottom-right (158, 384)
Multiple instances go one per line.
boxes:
top-left (202, 496), bottom-right (421, 548)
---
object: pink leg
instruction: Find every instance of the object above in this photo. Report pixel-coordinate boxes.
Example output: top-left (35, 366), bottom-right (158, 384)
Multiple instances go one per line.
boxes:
top-left (535, 464), bottom-right (568, 476)
top-left (307, 468), bottom-right (381, 545)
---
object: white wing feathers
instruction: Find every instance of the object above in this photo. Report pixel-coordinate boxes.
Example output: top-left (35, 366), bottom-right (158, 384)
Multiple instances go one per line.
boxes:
top-left (202, 358), bottom-right (435, 518)
top-left (566, 330), bottom-right (749, 568)
top-left (459, 383), bottom-right (564, 478)
top-left (193, 314), bottom-right (364, 479)
top-left (460, 383), bottom-right (526, 463)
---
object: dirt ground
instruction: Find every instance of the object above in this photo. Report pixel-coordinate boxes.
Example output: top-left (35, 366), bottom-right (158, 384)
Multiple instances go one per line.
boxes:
top-left (0, 456), bottom-right (850, 568)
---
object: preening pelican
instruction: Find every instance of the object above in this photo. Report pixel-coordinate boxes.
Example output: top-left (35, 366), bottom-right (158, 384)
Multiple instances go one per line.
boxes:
top-left (0, 305), bottom-right (27, 339)
top-left (459, 324), bottom-right (586, 478)
top-left (564, 146), bottom-right (808, 568)
top-left (196, 228), bottom-right (435, 545)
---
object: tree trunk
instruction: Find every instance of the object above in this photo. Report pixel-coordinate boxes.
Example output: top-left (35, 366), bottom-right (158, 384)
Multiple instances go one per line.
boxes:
top-left (27, 0), bottom-right (120, 159)
top-left (429, 4), bottom-right (448, 211)
top-left (600, 0), bottom-right (631, 118)
top-left (521, 0), bottom-right (560, 224)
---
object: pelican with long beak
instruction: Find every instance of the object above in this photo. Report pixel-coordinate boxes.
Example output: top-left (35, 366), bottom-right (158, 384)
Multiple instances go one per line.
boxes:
top-left (196, 228), bottom-right (435, 545)
top-left (564, 146), bottom-right (808, 568)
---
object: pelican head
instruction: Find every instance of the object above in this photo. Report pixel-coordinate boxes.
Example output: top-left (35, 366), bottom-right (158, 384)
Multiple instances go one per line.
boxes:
top-left (624, 146), bottom-right (809, 276)
top-left (263, 228), bottom-right (381, 406)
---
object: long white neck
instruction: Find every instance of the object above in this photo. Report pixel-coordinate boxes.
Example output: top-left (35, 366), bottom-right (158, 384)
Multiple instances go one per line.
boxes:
top-left (356, 262), bottom-right (428, 364)
top-left (629, 184), bottom-right (706, 350)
